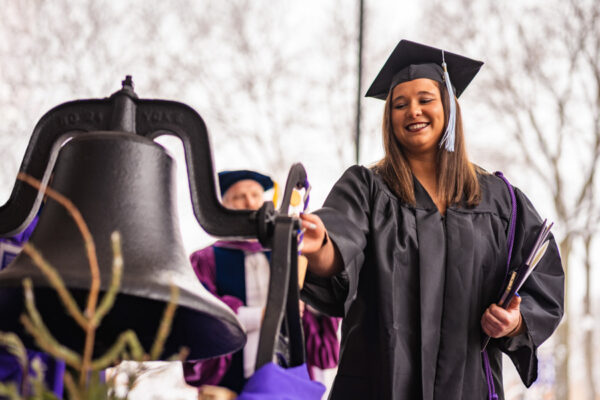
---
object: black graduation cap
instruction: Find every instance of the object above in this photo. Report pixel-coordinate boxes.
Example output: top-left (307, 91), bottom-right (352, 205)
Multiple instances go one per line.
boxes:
top-left (218, 170), bottom-right (274, 196)
top-left (365, 40), bottom-right (484, 100)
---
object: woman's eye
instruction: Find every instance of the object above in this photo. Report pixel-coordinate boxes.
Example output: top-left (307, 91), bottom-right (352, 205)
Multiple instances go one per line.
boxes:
top-left (420, 98), bottom-right (433, 104)
top-left (393, 103), bottom-right (406, 109)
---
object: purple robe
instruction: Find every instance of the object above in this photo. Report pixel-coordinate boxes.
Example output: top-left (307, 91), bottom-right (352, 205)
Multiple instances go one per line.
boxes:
top-left (237, 362), bottom-right (325, 400)
top-left (183, 240), bottom-right (340, 390)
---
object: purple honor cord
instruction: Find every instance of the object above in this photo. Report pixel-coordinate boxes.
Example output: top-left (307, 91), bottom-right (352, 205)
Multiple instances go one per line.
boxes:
top-left (296, 178), bottom-right (311, 249)
top-left (482, 171), bottom-right (518, 400)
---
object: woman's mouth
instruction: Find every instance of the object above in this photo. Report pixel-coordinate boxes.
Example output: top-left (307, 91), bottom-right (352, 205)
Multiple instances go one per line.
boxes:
top-left (405, 122), bottom-right (429, 132)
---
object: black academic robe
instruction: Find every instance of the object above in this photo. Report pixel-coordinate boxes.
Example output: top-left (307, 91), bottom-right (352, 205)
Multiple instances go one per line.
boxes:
top-left (301, 165), bottom-right (564, 400)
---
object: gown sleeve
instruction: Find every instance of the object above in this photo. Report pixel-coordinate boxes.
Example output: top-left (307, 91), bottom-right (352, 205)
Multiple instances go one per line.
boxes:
top-left (496, 187), bottom-right (565, 387)
top-left (184, 246), bottom-right (239, 387)
top-left (302, 166), bottom-right (372, 317)
top-left (302, 308), bottom-right (340, 376)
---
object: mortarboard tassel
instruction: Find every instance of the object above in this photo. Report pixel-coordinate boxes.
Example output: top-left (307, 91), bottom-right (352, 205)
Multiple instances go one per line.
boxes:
top-left (272, 180), bottom-right (279, 207)
top-left (439, 50), bottom-right (456, 152)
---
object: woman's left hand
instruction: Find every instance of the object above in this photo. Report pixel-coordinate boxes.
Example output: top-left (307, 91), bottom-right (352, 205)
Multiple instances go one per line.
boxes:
top-left (481, 295), bottom-right (524, 338)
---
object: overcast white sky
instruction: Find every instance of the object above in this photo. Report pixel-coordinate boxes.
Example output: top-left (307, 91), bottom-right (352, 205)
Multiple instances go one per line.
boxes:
top-left (0, 0), bottom-right (421, 253)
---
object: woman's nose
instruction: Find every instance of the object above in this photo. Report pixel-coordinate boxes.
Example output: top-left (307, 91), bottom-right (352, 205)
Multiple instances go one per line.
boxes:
top-left (407, 102), bottom-right (422, 118)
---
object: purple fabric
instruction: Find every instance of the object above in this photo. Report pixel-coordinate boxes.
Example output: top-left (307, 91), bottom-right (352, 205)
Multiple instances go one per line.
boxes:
top-left (0, 216), bottom-right (39, 271)
top-left (185, 244), bottom-right (239, 387)
top-left (183, 356), bottom-right (231, 387)
top-left (0, 215), bottom-right (65, 398)
top-left (482, 350), bottom-right (498, 400)
top-left (185, 242), bottom-right (340, 389)
top-left (494, 172), bottom-right (517, 278)
top-left (0, 216), bottom-right (38, 246)
top-left (184, 308), bottom-right (340, 388)
top-left (483, 172), bottom-right (517, 400)
top-left (302, 310), bottom-right (340, 379)
top-left (189, 245), bottom-right (244, 312)
top-left (237, 362), bottom-right (325, 400)
top-left (0, 349), bottom-right (65, 398)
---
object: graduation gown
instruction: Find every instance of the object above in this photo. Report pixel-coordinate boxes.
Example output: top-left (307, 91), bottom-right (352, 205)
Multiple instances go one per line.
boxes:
top-left (301, 165), bottom-right (564, 400)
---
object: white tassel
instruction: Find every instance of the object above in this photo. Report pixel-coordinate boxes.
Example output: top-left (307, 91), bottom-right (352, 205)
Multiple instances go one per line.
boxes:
top-left (439, 50), bottom-right (456, 152)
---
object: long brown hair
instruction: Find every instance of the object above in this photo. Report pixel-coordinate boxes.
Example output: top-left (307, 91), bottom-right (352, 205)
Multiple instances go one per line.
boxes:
top-left (373, 81), bottom-right (481, 207)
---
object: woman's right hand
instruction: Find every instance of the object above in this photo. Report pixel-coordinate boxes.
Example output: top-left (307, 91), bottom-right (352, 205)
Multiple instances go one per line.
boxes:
top-left (299, 213), bottom-right (327, 255)
top-left (298, 213), bottom-right (343, 277)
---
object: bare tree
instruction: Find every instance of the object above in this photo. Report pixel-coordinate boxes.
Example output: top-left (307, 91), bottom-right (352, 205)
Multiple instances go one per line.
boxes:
top-left (419, 0), bottom-right (600, 398)
top-left (312, 0), bottom-right (361, 168)
top-left (144, 0), bottom-right (348, 176)
top-left (0, 0), bottom-right (353, 189)
top-left (0, 0), bottom-right (124, 200)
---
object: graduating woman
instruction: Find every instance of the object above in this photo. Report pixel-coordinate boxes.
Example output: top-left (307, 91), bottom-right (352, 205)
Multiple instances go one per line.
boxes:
top-left (299, 40), bottom-right (564, 400)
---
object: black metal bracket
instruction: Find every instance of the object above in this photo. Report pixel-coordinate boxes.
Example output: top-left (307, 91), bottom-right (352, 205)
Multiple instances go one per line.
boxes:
top-left (255, 163), bottom-right (309, 370)
top-left (277, 163), bottom-right (308, 215)
top-left (255, 216), bottom-right (305, 369)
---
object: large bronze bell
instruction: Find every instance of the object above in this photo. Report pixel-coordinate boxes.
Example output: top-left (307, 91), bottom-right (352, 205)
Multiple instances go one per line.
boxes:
top-left (0, 77), bottom-right (266, 360)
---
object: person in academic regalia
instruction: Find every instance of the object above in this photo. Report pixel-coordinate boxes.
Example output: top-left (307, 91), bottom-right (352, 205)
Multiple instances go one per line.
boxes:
top-left (299, 40), bottom-right (564, 400)
top-left (183, 170), bottom-right (340, 394)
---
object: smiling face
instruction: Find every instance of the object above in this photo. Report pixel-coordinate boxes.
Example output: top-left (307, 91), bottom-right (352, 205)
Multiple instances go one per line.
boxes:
top-left (390, 78), bottom-right (446, 157)
top-left (222, 179), bottom-right (265, 210)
